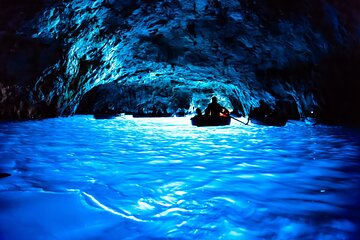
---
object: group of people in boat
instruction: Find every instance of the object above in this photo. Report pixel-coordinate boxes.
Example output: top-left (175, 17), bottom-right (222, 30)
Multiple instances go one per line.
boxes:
top-left (94, 95), bottom-right (287, 126)
top-left (249, 99), bottom-right (287, 126)
top-left (191, 96), bottom-right (231, 126)
top-left (194, 97), bottom-right (277, 118)
top-left (192, 96), bottom-right (287, 126)
top-left (194, 96), bottom-right (229, 118)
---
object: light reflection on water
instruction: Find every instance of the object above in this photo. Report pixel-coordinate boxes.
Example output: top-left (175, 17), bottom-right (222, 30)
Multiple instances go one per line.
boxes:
top-left (0, 115), bottom-right (360, 239)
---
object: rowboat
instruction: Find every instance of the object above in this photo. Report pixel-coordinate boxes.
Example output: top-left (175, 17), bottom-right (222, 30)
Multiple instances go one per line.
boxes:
top-left (132, 113), bottom-right (172, 118)
top-left (191, 115), bottom-right (231, 127)
top-left (250, 115), bottom-right (287, 126)
top-left (93, 113), bottom-right (117, 119)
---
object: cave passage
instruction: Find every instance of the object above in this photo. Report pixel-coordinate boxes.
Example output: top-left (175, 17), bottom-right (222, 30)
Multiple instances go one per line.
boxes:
top-left (1, 0), bottom-right (359, 125)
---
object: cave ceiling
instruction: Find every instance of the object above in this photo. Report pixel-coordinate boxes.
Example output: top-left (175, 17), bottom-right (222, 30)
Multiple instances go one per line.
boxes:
top-left (0, 0), bottom-right (359, 124)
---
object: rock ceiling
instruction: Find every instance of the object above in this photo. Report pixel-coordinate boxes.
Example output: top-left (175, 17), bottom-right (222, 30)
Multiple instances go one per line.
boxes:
top-left (0, 0), bottom-right (359, 124)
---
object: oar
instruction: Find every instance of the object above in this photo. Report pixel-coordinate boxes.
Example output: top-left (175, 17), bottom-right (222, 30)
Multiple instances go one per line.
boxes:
top-left (229, 115), bottom-right (249, 125)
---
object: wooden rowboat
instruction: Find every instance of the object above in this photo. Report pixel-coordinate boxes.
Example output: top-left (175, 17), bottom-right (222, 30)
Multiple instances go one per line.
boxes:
top-left (191, 115), bottom-right (231, 127)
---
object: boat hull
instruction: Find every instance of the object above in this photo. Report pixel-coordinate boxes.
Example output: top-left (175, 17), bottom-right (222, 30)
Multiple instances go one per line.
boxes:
top-left (191, 116), bottom-right (231, 127)
top-left (250, 116), bottom-right (287, 126)
top-left (132, 113), bottom-right (173, 118)
top-left (93, 114), bottom-right (117, 119)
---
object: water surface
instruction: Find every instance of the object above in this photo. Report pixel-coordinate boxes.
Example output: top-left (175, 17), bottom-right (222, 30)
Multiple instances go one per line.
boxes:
top-left (0, 116), bottom-right (359, 239)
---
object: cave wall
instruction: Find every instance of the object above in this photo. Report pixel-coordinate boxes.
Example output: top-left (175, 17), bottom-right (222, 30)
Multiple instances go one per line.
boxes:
top-left (0, 0), bottom-right (359, 124)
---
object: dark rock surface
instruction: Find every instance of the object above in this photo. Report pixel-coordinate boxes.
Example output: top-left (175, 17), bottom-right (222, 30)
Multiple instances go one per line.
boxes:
top-left (1, 0), bottom-right (359, 124)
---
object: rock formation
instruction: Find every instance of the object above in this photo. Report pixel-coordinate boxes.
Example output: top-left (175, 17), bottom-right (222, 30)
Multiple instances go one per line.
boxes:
top-left (1, 0), bottom-right (359, 124)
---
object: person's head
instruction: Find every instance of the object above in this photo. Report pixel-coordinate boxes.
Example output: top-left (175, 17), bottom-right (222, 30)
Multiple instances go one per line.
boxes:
top-left (211, 96), bottom-right (218, 103)
top-left (196, 108), bottom-right (202, 115)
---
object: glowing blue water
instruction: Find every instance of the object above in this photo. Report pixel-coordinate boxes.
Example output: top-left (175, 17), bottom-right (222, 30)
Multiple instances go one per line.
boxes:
top-left (0, 115), bottom-right (359, 239)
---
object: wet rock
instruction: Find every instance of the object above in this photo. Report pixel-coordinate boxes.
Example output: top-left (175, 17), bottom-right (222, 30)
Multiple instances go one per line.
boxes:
top-left (0, 0), bottom-right (359, 125)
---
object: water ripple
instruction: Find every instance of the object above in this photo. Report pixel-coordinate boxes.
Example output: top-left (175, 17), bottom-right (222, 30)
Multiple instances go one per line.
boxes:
top-left (0, 116), bottom-right (359, 239)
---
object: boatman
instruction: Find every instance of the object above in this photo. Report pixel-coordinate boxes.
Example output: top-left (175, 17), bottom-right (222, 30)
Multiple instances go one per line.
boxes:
top-left (205, 97), bottom-right (228, 116)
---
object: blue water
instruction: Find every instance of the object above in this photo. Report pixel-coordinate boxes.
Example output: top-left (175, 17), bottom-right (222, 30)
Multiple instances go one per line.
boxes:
top-left (0, 115), bottom-right (359, 240)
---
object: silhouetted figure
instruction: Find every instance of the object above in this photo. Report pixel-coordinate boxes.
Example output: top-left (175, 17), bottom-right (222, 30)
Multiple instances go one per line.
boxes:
top-left (190, 108), bottom-right (203, 122)
top-left (175, 108), bottom-right (186, 117)
top-left (156, 108), bottom-right (163, 116)
top-left (195, 108), bottom-right (202, 116)
top-left (205, 97), bottom-right (229, 117)
top-left (205, 96), bottom-right (223, 116)
top-left (250, 100), bottom-right (272, 118)
top-left (138, 107), bottom-right (144, 115)
top-left (102, 104), bottom-right (116, 114)
top-left (152, 105), bottom-right (157, 114)
top-left (249, 99), bottom-right (287, 126)
top-left (259, 100), bottom-right (271, 116)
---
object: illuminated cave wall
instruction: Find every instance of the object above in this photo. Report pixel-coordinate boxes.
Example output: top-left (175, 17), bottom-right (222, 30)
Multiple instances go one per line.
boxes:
top-left (0, 0), bottom-right (359, 123)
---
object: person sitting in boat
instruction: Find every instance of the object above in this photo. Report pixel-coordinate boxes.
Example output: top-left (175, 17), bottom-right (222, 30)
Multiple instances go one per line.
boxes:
top-left (195, 108), bottom-right (202, 116)
top-left (205, 97), bottom-right (228, 117)
top-left (258, 100), bottom-right (272, 116)
top-left (190, 108), bottom-right (203, 121)
top-left (250, 99), bottom-right (272, 118)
